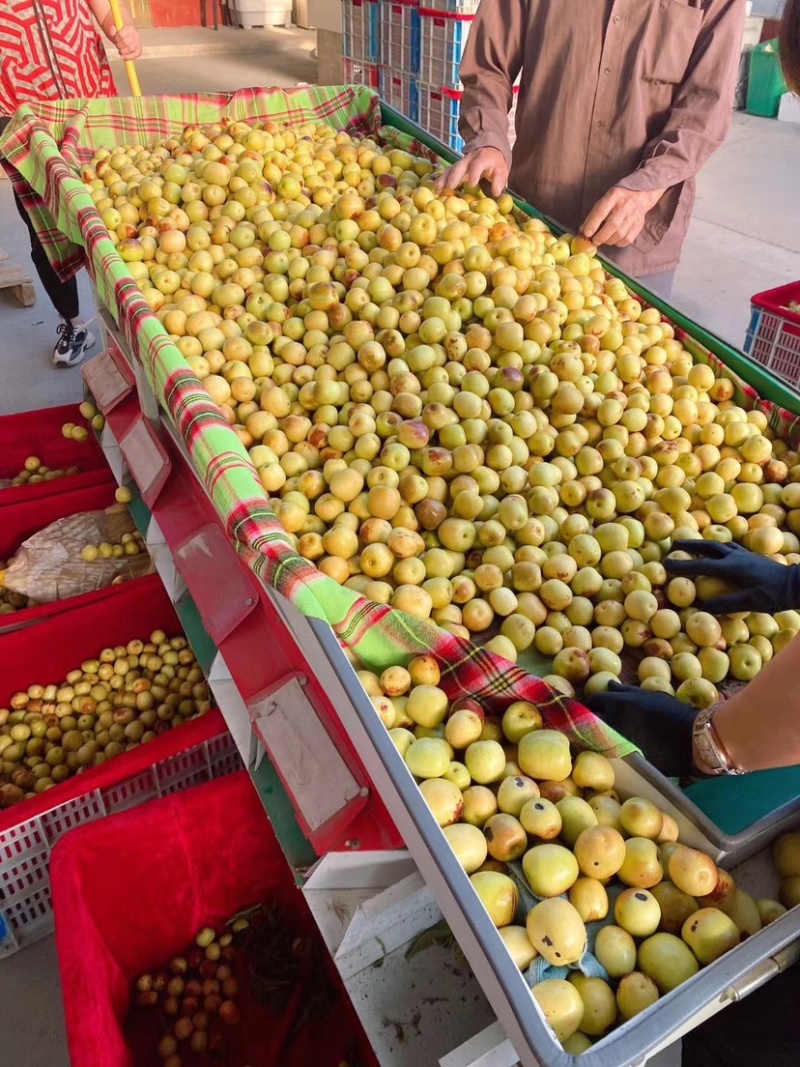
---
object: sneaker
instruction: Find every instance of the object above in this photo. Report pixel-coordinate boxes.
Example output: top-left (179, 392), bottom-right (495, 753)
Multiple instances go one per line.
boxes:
top-left (53, 322), bottom-right (96, 368)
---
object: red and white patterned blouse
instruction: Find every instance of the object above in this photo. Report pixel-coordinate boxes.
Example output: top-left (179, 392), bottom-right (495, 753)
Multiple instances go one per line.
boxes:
top-left (0, 0), bottom-right (117, 117)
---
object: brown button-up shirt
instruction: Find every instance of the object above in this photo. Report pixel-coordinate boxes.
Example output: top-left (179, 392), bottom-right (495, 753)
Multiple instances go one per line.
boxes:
top-left (459, 0), bottom-right (745, 277)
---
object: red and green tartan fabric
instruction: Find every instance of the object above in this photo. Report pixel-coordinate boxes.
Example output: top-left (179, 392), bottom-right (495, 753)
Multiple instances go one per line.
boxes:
top-left (0, 84), bottom-right (772, 762)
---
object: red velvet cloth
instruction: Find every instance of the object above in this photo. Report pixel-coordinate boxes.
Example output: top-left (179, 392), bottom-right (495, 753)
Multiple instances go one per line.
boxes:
top-left (51, 772), bottom-right (377, 1067)
top-left (0, 403), bottom-right (110, 507)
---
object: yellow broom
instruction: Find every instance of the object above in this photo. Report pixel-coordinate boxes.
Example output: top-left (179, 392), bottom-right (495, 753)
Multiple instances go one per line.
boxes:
top-left (108, 0), bottom-right (142, 97)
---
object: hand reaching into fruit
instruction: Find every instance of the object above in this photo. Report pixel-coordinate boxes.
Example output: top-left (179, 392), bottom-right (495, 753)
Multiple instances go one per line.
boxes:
top-left (665, 540), bottom-right (800, 615)
top-left (583, 682), bottom-right (698, 779)
top-left (581, 186), bottom-right (666, 248)
top-left (435, 146), bottom-right (510, 198)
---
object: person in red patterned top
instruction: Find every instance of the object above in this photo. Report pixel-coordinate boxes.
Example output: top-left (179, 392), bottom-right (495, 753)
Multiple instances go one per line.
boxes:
top-left (0, 0), bottom-right (141, 366)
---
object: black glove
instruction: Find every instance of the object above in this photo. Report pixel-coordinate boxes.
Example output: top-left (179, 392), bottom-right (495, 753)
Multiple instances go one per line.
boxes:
top-left (665, 540), bottom-right (800, 616)
top-left (584, 682), bottom-right (697, 779)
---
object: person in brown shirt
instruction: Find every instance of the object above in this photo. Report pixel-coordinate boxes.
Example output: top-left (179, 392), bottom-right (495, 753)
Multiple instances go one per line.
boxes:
top-left (436, 0), bottom-right (746, 297)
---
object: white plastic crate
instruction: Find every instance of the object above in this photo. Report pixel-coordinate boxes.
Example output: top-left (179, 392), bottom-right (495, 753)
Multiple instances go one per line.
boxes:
top-left (230, 0), bottom-right (292, 27)
top-left (379, 0), bottom-right (420, 75)
top-left (419, 9), bottom-right (474, 89)
top-left (343, 56), bottom-right (381, 89)
top-left (417, 83), bottom-right (464, 152)
top-left (417, 81), bottom-right (518, 155)
top-left (343, 0), bottom-right (381, 63)
top-left (423, 0), bottom-right (479, 10)
top-left (0, 728), bottom-right (241, 957)
top-left (380, 67), bottom-right (419, 122)
top-left (508, 84), bottom-right (520, 148)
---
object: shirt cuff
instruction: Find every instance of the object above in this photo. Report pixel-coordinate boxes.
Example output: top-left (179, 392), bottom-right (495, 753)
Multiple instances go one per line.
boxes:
top-left (616, 161), bottom-right (678, 193)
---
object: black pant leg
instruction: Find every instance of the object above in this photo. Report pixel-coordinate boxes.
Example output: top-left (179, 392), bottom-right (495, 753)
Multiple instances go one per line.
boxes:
top-left (681, 965), bottom-right (800, 1067)
top-left (13, 190), bottom-right (80, 321)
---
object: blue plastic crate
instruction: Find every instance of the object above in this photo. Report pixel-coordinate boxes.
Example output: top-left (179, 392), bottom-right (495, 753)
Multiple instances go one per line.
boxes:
top-left (379, 67), bottom-right (419, 122)
top-left (379, 0), bottom-right (420, 76)
top-left (419, 9), bottom-right (474, 89)
top-left (418, 82), bottom-right (463, 150)
top-left (343, 0), bottom-right (381, 63)
top-left (743, 307), bottom-right (761, 355)
top-left (423, 0), bottom-right (478, 9)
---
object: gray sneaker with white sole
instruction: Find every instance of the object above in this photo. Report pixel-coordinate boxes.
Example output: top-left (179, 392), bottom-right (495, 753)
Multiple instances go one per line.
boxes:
top-left (53, 322), bottom-right (96, 368)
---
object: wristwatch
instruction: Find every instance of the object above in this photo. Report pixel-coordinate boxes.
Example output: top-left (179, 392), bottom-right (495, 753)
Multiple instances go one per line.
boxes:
top-left (692, 705), bottom-right (748, 776)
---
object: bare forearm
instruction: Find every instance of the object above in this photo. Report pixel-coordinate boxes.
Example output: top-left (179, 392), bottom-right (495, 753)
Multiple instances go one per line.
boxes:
top-left (87, 0), bottom-right (131, 38)
top-left (712, 632), bottom-right (800, 772)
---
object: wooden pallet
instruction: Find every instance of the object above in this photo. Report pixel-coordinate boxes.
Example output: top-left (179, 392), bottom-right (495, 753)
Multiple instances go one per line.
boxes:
top-left (0, 244), bottom-right (36, 307)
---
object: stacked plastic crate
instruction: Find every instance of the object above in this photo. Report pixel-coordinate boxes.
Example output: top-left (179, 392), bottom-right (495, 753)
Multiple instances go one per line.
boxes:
top-left (342, 0), bottom-right (518, 152)
top-left (342, 0), bottom-right (381, 90)
top-left (378, 0), bottom-right (420, 122)
top-left (417, 0), bottom-right (519, 153)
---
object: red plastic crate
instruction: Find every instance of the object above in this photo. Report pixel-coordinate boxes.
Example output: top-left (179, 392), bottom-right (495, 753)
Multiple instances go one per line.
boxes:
top-left (0, 481), bottom-right (155, 635)
top-left (51, 772), bottom-right (378, 1067)
top-left (745, 281), bottom-right (800, 386)
top-left (0, 402), bottom-right (112, 506)
top-left (0, 577), bottom-right (240, 955)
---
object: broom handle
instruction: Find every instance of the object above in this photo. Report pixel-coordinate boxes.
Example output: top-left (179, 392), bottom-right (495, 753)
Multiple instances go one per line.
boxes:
top-left (107, 0), bottom-right (142, 97)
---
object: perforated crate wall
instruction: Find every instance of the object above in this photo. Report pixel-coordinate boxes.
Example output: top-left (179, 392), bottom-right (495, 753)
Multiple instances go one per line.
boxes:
top-left (379, 0), bottom-right (420, 75)
top-left (343, 56), bottom-right (381, 90)
top-left (416, 80), bottom-right (519, 154)
top-left (423, 0), bottom-right (478, 10)
top-left (745, 306), bottom-right (800, 387)
top-left (417, 83), bottom-right (463, 152)
top-left (0, 730), bottom-right (241, 957)
top-left (380, 67), bottom-right (419, 122)
top-left (419, 9), bottom-right (474, 89)
top-left (343, 0), bottom-right (381, 63)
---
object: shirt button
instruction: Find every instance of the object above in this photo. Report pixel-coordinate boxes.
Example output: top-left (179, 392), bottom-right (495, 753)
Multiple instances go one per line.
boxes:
top-left (596, 120), bottom-right (605, 129)
top-left (613, 14), bottom-right (620, 22)
top-left (604, 67), bottom-right (612, 75)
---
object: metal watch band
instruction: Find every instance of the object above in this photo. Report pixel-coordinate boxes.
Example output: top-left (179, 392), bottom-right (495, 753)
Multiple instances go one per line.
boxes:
top-left (693, 705), bottom-right (747, 776)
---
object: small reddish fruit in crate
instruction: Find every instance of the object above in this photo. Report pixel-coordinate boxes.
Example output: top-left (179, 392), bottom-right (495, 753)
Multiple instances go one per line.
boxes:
top-left (128, 903), bottom-right (364, 1065)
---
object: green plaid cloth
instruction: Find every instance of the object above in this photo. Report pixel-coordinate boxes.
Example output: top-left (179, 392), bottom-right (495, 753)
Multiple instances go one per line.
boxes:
top-left (0, 86), bottom-right (636, 756)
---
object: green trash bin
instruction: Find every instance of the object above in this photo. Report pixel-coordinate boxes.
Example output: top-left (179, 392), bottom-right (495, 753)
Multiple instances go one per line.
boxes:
top-left (746, 39), bottom-right (788, 118)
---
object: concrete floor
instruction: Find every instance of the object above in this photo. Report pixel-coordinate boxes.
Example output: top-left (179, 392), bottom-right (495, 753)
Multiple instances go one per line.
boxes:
top-left (0, 26), bottom-right (798, 1064)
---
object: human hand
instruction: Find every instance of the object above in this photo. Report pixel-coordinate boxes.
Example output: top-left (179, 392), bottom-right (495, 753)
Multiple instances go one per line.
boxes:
top-left (435, 147), bottom-right (509, 198)
top-left (665, 540), bottom-right (800, 615)
top-left (584, 682), bottom-right (697, 779)
top-left (111, 24), bottom-right (142, 61)
top-left (580, 186), bottom-right (665, 248)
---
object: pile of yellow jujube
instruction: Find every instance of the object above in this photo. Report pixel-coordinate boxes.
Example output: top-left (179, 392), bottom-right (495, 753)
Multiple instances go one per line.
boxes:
top-left (0, 630), bottom-right (211, 809)
top-left (362, 655), bottom-right (789, 1049)
top-left (84, 119), bottom-right (800, 705)
top-left (0, 561), bottom-right (37, 614)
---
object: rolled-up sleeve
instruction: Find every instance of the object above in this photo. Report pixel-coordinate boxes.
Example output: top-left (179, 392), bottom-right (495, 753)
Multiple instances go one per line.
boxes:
top-left (619, 0), bottom-right (745, 192)
top-left (458, 0), bottom-right (526, 165)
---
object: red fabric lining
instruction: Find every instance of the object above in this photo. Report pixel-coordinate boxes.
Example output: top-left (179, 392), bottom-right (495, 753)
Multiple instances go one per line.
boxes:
top-left (0, 402), bottom-right (111, 507)
top-left (51, 772), bottom-right (378, 1067)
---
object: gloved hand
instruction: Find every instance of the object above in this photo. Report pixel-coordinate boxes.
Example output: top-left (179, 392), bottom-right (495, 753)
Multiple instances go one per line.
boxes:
top-left (584, 682), bottom-right (697, 779)
top-left (665, 540), bottom-right (800, 616)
